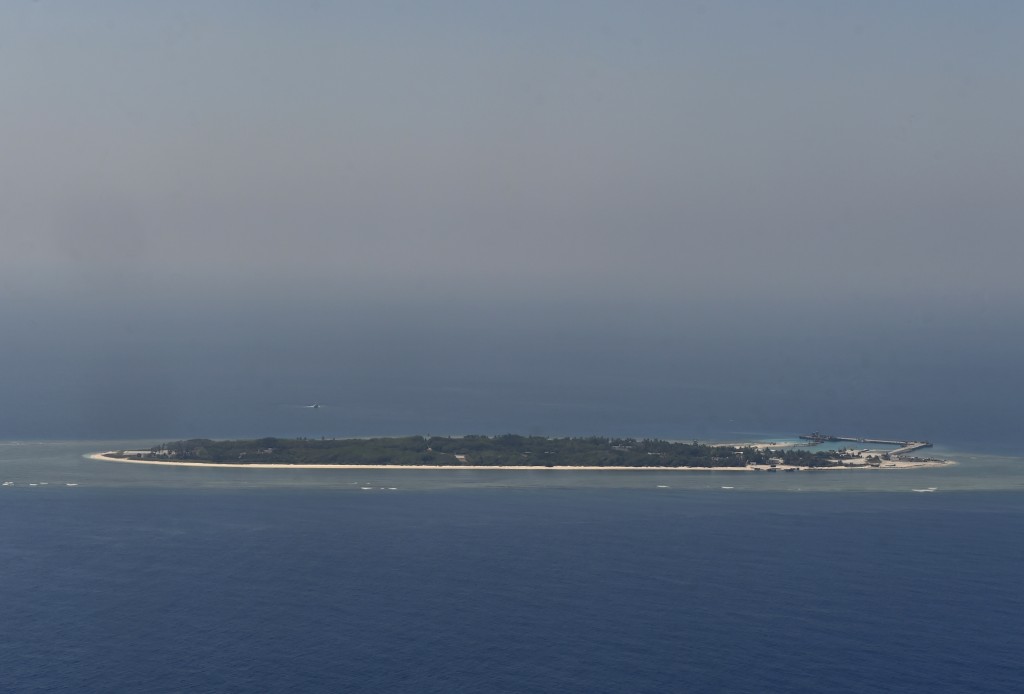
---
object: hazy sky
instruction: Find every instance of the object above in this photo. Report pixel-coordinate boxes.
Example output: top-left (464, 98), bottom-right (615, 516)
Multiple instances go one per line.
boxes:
top-left (2, 2), bottom-right (1022, 441)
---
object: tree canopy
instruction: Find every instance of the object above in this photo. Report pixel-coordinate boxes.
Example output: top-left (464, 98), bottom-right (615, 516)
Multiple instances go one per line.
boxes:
top-left (149, 435), bottom-right (838, 468)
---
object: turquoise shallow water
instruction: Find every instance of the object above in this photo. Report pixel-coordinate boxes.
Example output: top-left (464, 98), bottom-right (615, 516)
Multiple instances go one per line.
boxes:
top-left (1, 439), bottom-right (1021, 492)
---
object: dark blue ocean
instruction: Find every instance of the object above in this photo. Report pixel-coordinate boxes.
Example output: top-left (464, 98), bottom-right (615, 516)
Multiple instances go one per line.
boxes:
top-left (3, 442), bottom-right (1024, 693)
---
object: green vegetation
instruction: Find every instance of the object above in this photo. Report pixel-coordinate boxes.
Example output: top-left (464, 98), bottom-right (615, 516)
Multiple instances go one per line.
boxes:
top-left (144, 435), bottom-right (840, 468)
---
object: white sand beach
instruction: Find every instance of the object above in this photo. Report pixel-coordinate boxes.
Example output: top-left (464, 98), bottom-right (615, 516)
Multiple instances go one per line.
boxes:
top-left (87, 452), bottom-right (955, 471)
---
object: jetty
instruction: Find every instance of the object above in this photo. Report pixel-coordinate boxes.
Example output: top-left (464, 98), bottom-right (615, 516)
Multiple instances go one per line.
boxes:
top-left (799, 432), bottom-right (932, 456)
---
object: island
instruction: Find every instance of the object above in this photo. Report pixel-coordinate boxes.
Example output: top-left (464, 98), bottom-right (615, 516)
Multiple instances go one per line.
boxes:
top-left (90, 434), bottom-right (954, 470)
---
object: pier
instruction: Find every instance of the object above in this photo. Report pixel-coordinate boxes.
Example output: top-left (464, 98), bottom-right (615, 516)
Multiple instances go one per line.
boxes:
top-left (799, 433), bottom-right (932, 456)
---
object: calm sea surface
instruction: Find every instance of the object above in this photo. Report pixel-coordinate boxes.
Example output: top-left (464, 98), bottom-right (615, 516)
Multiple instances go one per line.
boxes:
top-left (2, 440), bottom-right (1023, 692)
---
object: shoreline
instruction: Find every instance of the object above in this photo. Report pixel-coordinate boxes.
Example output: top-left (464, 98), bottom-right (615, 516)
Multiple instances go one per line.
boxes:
top-left (87, 452), bottom-right (956, 471)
